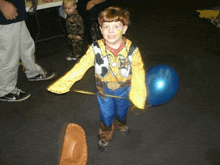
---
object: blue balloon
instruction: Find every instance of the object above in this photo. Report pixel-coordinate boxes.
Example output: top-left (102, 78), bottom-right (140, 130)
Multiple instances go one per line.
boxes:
top-left (146, 65), bottom-right (179, 107)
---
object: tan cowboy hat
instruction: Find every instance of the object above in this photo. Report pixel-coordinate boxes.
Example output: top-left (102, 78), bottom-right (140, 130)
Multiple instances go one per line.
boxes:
top-left (60, 123), bottom-right (88, 165)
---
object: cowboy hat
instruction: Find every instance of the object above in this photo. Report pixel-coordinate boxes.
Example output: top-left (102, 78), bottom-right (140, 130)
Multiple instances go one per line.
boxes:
top-left (60, 123), bottom-right (88, 165)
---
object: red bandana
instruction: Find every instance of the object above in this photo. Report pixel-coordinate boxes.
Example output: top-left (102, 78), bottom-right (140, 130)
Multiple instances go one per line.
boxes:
top-left (105, 39), bottom-right (126, 56)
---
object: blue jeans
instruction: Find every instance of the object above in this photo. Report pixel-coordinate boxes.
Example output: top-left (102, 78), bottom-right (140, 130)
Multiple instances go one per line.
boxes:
top-left (97, 85), bottom-right (130, 126)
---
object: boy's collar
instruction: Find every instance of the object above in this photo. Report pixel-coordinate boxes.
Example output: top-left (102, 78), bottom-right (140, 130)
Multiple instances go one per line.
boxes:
top-left (102, 37), bottom-right (127, 49)
top-left (102, 38), bottom-right (127, 56)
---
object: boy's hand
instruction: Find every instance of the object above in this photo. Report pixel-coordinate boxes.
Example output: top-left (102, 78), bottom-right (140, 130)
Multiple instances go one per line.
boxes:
top-left (0, 1), bottom-right (18, 20)
top-left (47, 83), bottom-right (70, 94)
top-left (47, 89), bottom-right (69, 95)
top-left (47, 87), bottom-right (69, 94)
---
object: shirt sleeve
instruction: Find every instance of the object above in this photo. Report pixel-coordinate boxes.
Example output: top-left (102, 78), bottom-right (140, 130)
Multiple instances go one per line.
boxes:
top-left (129, 48), bottom-right (147, 109)
top-left (47, 47), bottom-right (95, 94)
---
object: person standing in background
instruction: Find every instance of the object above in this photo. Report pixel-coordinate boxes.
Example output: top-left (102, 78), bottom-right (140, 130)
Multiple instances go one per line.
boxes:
top-left (0, 0), bottom-right (55, 102)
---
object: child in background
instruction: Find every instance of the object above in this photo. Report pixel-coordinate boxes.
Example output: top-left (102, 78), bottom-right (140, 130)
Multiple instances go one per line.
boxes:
top-left (63, 0), bottom-right (84, 61)
top-left (47, 6), bottom-right (147, 151)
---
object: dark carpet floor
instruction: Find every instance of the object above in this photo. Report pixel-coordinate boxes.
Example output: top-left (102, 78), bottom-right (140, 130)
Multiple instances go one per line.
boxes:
top-left (1, 1), bottom-right (220, 165)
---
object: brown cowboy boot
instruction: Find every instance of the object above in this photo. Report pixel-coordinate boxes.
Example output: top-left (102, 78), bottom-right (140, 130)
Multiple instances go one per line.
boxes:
top-left (98, 121), bottom-right (114, 151)
top-left (114, 118), bottom-right (131, 136)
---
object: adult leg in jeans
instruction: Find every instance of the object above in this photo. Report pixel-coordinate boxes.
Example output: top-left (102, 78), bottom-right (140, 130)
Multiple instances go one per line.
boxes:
top-left (19, 21), bottom-right (45, 79)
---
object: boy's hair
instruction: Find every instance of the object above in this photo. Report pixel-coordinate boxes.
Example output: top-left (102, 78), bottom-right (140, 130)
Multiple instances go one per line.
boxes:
top-left (98, 6), bottom-right (130, 26)
top-left (63, 0), bottom-right (76, 4)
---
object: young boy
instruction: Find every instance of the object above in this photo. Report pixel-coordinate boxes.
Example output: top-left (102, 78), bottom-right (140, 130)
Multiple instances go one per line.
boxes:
top-left (63, 0), bottom-right (84, 61)
top-left (47, 6), bottom-right (147, 151)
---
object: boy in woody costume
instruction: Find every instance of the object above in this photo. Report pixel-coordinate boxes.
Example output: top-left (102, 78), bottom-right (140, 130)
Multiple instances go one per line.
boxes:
top-left (47, 6), bottom-right (147, 151)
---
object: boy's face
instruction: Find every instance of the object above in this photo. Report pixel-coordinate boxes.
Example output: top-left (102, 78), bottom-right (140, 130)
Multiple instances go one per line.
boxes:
top-left (63, 2), bottom-right (76, 15)
top-left (100, 21), bottom-right (128, 48)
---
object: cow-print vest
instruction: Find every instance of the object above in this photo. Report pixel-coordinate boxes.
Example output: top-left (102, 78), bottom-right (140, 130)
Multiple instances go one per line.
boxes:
top-left (92, 40), bottom-right (138, 81)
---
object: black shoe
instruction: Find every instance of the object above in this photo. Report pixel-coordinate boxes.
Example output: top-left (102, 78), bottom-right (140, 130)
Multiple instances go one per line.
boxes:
top-left (28, 71), bottom-right (55, 81)
top-left (0, 87), bottom-right (30, 102)
top-left (98, 140), bottom-right (108, 151)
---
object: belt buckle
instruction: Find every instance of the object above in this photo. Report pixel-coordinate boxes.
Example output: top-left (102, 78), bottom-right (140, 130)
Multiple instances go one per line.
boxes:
top-left (107, 82), bottom-right (120, 91)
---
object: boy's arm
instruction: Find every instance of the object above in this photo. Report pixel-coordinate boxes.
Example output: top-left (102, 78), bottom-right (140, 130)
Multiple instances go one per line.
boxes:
top-left (47, 47), bottom-right (95, 94)
top-left (129, 48), bottom-right (147, 109)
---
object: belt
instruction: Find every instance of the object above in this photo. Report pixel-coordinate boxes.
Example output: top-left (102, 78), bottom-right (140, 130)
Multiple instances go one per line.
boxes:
top-left (95, 78), bottom-right (131, 99)
top-left (106, 81), bottom-right (131, 91)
